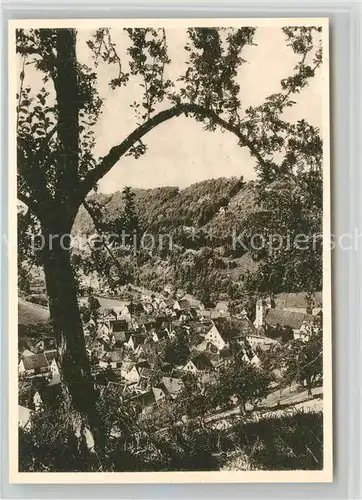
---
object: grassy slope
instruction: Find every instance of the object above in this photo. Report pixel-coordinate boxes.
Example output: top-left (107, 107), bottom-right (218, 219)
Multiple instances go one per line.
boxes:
top-left (18, 298), bottom-right (49, 326)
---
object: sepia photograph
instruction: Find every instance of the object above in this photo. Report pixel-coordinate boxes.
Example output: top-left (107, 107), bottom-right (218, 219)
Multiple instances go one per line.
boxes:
top-left (9, 18), bottom-right (332, 482)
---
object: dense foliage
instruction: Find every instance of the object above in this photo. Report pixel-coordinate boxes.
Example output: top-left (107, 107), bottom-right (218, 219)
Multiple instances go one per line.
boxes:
top-left (20, 399), bottom-right (323, 472)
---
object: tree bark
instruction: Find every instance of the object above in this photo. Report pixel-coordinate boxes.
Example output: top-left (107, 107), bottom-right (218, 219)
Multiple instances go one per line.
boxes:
top-left (41, 219), bottom-right (104, 457)
top-left (53, 28), bottom-right (81, 210)
top-left (38, 29), bottom-right (105, 460)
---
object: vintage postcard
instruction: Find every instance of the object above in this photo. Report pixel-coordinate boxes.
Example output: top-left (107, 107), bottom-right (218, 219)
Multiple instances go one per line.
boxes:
top-left (8, 18), bottom-right (332, 483)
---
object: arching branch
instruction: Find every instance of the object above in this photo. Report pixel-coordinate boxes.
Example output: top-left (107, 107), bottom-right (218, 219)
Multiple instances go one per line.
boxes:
top-left (78, 103), bottom-right (265, 200)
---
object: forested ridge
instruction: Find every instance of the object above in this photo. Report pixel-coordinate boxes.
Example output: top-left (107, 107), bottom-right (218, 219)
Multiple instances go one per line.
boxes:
top-left (69, 172), bottom-right (322, 307)
top-left (73, 176), bottom-right (250, 237)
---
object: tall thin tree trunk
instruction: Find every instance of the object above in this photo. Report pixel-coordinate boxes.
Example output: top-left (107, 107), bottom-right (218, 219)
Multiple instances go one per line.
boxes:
top-left (307, 378), bottom-right (313, 397)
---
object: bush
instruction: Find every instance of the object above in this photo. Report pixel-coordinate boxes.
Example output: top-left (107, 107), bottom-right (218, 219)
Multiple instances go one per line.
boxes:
top-left (27, 294), bottom-right (49, 307)
top-left (19, 406), bottom-right (100, 472)
top-left (227, 410), bottom-right (323, 470)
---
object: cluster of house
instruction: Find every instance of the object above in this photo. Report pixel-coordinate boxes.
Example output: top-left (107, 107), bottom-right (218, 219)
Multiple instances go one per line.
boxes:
top-left (76, 290), bottom-right (285, 412)
top-left (18, 288), bottom-right (322, 429)
top-left (18, 338), bottom-right (61, 429)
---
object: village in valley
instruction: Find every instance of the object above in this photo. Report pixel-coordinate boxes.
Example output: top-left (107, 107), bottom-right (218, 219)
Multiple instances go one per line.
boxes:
top-left (15, 24), bottom-right (327, 472)
top-left (18, 278), bottom-right (323, 435)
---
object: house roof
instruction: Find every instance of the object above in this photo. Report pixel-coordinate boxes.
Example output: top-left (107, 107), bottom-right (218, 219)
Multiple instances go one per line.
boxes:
top-left (108, 350), bottom-right (123, 363)
top-left (136, 359), bottom-right (151, 370)
top-left (36, 383), bottom-right (62, 406)
top-left (178, 299), bottom-right (190, 310)
top-left (161, 377), bottom-right (184, 396)
top-left (210, 310), bottom-right (230, 319)
top-left (215, 301), bottom-right (228, 311)
top-left (113, 331), bottom-right (127, 343)
top-left (202, 351), bottom-right (221, 368)
top-left (102, 350), bottom-right (123, 364)
top-left (258, 343), bottom-right (273, 352)
top-left (96, 328), bottom-right (108, 338)
top-left (121, 360), bottom-right (134, 372)
top-left (250, 354), bottom-right (261, 365)
top-left (129, 334), bottom-right (146, 347)
top-left (22, 349), bottom-right (34, 357)
top-left (22, 353), bottom-right (48, 370)
top-left (44, 350), bottom-right (57, 363)
top-left (152, 386), bottom-right (166, 402)
top-left (212, 317), bottom-right (256, 340)
top-left (194, 341), bottom-right (209, 352)
top-left (110, 319), bottom-right (128, 332)
top-left (47, 374), bottom-right (61, 386)
top-left (265, 309), bottom-right (314, 329)
top-left (18, 405), bottom-right (32, 427)
top-left (138, 367), bottom-right (153, 379)
top-left (95, 337), bottom-right (110, 348)
top-left (132, 390), bottom-right (155, 407)
top-left (107, 381), bottom-right (125, 390)
top-left (246, 333), bottom-right (278, 344)
top-left (102, 308), bottom-right (117, 317)
top-left (190, 352), bottom-right (214, 371)
top-left (153, 329), bottom-right (168, 340)
top-left (182, 294), bottom-right (203, 309)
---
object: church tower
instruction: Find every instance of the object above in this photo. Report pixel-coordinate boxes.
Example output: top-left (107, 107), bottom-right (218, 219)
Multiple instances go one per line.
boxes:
top-left (254, 299), bottom-right (267, 328)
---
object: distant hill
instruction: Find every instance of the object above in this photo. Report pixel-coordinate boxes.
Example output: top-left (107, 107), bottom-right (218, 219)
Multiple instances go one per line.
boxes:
top-left (73, 177), bottom-right (256, 238)
top-left (71, 177), bottom-right (261, 303)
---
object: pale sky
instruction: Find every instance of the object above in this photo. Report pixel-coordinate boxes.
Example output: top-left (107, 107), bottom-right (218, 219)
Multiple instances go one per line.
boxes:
top-left (22, 26), bottom-right (324, 194)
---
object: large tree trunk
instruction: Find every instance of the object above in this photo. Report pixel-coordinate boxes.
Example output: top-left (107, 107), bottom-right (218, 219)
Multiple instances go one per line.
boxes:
top-left (41, 220), bottom-right (104, 458)
top-left (44, 29), bottom-right (105, 461)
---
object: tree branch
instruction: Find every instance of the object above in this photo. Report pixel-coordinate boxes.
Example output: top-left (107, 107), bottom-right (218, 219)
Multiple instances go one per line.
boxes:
top-left (79, 103), bottom-right (265, 200)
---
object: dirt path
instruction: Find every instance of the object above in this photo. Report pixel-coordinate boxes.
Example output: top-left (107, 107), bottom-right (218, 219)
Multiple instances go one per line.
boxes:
top-left (207, 385), bottom-right (323, 430)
